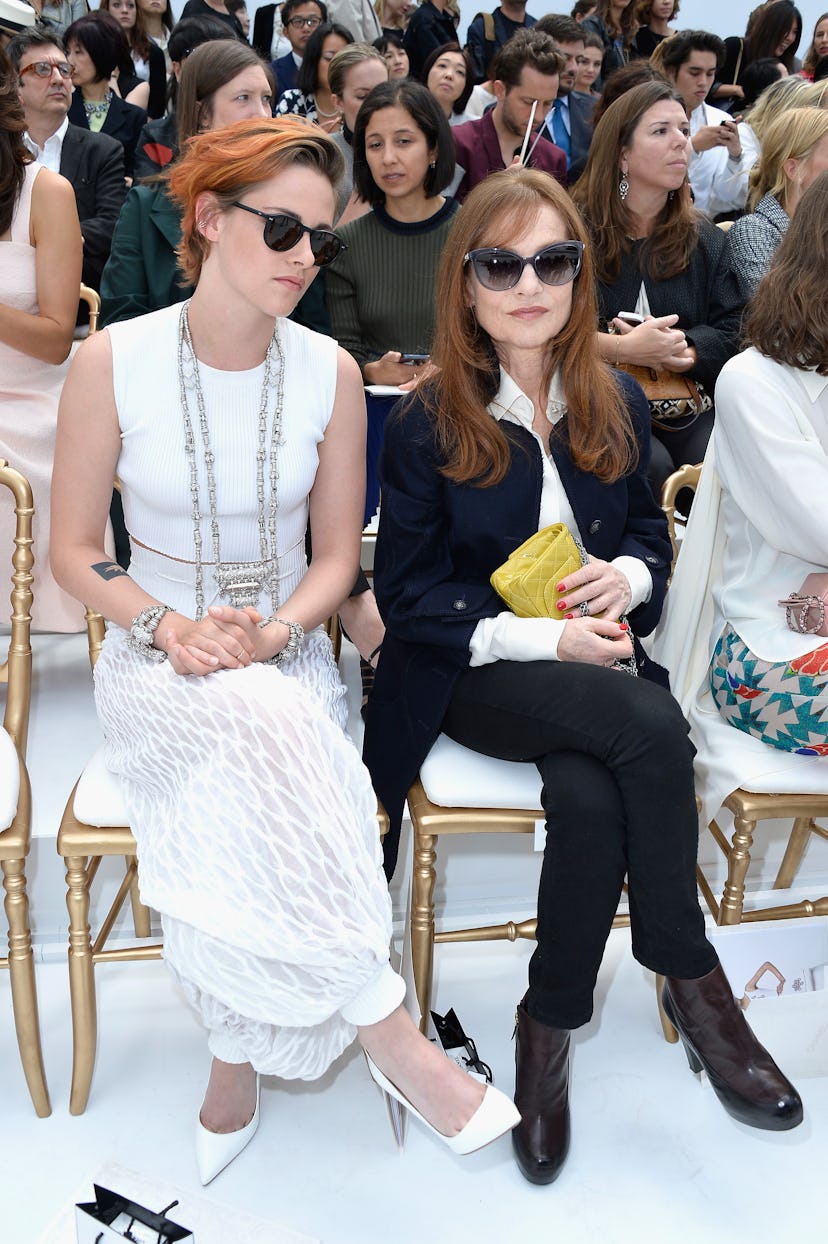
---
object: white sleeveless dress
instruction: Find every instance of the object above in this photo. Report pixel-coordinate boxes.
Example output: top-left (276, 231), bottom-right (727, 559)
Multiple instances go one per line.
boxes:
top-left (93, 304), bottom-right (403, 1078)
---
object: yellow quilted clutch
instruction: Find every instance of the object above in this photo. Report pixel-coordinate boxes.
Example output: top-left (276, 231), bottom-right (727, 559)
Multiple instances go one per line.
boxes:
top-left (490, 523), bottom-right (588, 619)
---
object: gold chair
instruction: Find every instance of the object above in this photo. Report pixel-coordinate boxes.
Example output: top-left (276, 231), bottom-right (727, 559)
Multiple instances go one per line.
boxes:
top-left (660, 466), bottom-right (828, 927)
top-left (57, 610), bottom-right (385, 1114)
top-left (0, 460), bottom-right (51, 1116)
top-left (407, 740), bottom-right (632, 1033)
top-left (78, 284), bottom-right (101, 335)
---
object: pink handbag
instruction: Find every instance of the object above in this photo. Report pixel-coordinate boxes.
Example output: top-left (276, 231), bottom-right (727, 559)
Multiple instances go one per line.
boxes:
top-left (779, 573), bottom-right (828, 637)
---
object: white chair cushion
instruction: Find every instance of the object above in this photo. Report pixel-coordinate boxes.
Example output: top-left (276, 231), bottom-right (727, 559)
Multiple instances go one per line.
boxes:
top-left (420, 733), bottom-right (543, 811)
top-left (0, 727), bottom-right (21, 830)
top-left (73, 742), bottom-right (129, 827)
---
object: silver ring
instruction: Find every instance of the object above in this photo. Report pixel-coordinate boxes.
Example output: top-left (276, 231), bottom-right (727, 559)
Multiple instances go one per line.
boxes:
top-left (579, 600), bottom-right (590, 617)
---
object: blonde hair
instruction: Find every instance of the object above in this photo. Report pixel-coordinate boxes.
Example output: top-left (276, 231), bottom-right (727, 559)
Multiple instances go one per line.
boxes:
top-left (749, 106), bottom-right (828, 210)
top-left (745, 75), bottom-right (828, 145)
top-left (328, 42), bottom-right (384, 97)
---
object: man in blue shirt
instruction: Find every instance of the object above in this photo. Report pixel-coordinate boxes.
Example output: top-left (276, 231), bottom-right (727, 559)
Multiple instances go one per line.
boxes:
top-left (535, 13), bottom-right (596, 182)
top-left (466, 0), bottom-right (536, 85)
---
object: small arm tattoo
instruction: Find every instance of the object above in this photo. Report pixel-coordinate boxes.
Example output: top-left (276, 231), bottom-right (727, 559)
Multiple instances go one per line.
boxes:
top-left (91, 560), bottom-right (127, 581)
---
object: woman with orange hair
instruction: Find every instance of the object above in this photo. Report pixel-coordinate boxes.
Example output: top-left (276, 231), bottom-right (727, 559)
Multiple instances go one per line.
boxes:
top-left (50, 116), bottom-right (518, 1185)
top-left (364, 166), bottom-right (802, 1186)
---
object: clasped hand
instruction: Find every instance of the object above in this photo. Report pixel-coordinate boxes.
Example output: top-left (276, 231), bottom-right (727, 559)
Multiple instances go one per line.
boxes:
top-left (160, 605), bottom-right (283, 676)
top-left (555, 559), bottom-right (634, 666)
top-left (613, 313), bottom-right (696, 374)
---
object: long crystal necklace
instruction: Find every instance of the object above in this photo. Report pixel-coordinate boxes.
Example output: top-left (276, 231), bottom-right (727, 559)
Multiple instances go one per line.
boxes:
top-left (177, 301), bottom-right (285, 620)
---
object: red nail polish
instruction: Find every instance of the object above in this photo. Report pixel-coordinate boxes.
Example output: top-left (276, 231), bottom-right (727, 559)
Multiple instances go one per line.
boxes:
top-left (556, 582), bottom-right (566, 592)
top-left (565, 613), bottom-right (574, 620)
top-left (619, 623), bottom-right (629, 631)
top-left (557, 601), bottom-right (567, 611)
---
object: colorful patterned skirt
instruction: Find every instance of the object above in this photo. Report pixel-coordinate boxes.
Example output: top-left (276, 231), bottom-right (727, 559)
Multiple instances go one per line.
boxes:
top-left (709, 627), bottom-right (828, 757)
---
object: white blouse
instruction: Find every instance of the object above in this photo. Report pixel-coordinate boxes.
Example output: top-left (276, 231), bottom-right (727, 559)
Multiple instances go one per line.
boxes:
top-left (469, 370), bottom-right (653, 666)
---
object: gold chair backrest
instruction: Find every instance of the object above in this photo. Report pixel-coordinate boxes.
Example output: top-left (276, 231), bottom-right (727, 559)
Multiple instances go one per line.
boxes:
top-left (660, 462), bottom-right (702, 579)
top-left (79, 284), bottom-right (101, 335)
top-left (0, 461), bottom-right (33, 755)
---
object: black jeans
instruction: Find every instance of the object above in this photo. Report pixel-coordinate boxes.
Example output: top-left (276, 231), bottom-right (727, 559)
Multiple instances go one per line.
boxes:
top-left (442, 660), bottom-right (718, 1030)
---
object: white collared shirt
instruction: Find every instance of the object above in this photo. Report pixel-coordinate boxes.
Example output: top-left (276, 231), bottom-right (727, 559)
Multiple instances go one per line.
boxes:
top-left (688, 101), bottom-right (751, 217)
top-left (24, 116), bottom-right (69, 174)
top-left (469, 369), bottom-right (652, 666)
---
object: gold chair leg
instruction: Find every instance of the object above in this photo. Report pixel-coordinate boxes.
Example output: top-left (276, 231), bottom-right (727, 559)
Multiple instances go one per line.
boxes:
top-left (773, 818), bottom-right (814, 891)
top-left (2, 857), bottom-right (51, 1116)
top-left (654, 973), bottom-right (678, 1044)
top-left (65, 853), bottom-right (97, 1115)
top-left (411, 829), bottom-right (436, 1034)
top-left (719, 812), bottom-right (756, 925)
top-left (127, 856), bottom-right (152, 938)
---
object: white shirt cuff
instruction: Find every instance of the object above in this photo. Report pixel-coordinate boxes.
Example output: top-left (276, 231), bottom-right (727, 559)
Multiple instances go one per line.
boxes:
top-left (611, 556), bottom-right (653, 613)
top-left (469, 612), bottom-right (566, 666)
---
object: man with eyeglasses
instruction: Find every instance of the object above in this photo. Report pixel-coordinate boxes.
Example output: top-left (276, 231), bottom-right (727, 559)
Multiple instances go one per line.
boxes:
top-left (7, 27), bottom-right (127, 306)
top-left (271, 0), bottom-right (327, 95)
top-left (534, 14), bottom-right (596, 184)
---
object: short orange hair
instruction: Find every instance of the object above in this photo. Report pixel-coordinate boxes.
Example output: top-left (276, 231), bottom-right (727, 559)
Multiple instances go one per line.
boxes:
top-left (167, 116), bottom-right (344, 286)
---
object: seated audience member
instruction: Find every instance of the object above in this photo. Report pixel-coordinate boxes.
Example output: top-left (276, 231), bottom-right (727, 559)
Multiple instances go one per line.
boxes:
top-left (465, 0), bottom-right (537, 86)
top-left (631, 0), bottom-right (677, 61)
top-left (100, 39), bottom-right (272, 327)
top-left (272, 0), bottom-right (327, 93)
top-left (23, 1), bottom-right (87, 40)
top-left (800, 12), bottom-right (828, 81)
top-left (137, 0), bottom-right (174, 69)
top-left (374, 0), bottom-right (409, 39)
top-left (403, 0), bottom-right (454, 78)
top-left (588, 56), bottom-right (668, 128)
top-left (0, 65), bottom-right (87, 630)
top-left (274, 20), bottom-right (352, 129)
top-left (574, 29), bottom-right (602, 94)
top-left (728, 108), bottom-right (828, 298)
top-left (8, 27), bottom-right (127, 300)
top-left (131, 14), bottom-right (235, 178)
top-left (326, 78), bottom-right (457, 518)
top-left (655, 171), bottom-right (828, 836)
top-left (100, 0), bottom-right (167, 118)
top-left (252, 1), bottom-right (287, 58)
top-left (659, 30), bottom-right (752, 218)
top-left (534, 14), bottom-right (597, 181)
top-left (712, 1), bottom-right (801, 112)
top-left (328, 41), bottom-right (387, 219)
top-left (451, 29), bottom-right (567, 202)
top-left (738, 56), bottom-right (787, 110)
top-left (581, 0), bottom-right (637, 85)
top-left (364, 166), bottom-right (803, 1189)
top-left (572, 0), bottom-right (597, 21)
top-left (736, 74), bottom-right (827, 203)
top-left (421, 41), bottom-right (472, 124)
top-left (573, 80), bottom-right (743, 496)
top-left (65, 11), bottom-right (146, 179)
top-left (179, 0), bottom-right (245, 39)
top-left (225, 0), bottom-right (250, 38)
top-left (373, 29), bottom-right (408, 78)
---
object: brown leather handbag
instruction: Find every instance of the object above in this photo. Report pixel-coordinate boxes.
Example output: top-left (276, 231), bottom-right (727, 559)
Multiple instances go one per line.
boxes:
top-left (618, 363), bottom-right (712, 430)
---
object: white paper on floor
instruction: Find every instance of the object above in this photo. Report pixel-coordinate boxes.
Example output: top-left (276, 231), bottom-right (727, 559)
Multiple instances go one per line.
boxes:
top-left (36, 1161), bottom-right (320, 1244)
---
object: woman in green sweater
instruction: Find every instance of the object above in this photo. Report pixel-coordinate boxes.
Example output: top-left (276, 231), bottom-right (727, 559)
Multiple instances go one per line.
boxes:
top-left (326, 79), bottom-right (458, 387)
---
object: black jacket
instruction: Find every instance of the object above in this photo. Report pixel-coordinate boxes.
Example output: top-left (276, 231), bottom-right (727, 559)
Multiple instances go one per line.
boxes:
top-left (403, 0), bottom-right (458, 77)
top-left (363, 373), bottom-right (672, 873)
top-left (67, 91), bottom-right (146, 180)
top-left (59, 123), bottom-right (127, 292)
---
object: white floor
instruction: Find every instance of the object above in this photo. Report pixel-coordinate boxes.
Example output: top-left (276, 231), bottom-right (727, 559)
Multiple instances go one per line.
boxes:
top-left (1, 931), bottom-right (827, 1244)
top-left (4, 634), bottom-right (828, 1244)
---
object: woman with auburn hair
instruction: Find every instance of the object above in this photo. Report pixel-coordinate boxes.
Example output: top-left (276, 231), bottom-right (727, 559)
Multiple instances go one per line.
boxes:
top-left (728, 107), bottom-right (828, 297)
top-left (801, 12), bottom-right (828, 81)
top-left (655, 170), bottom-right (828, 849)
top-left (572, 80), bottom-right (743, 495)
top-left (364, 165), bottom-right (801, 1187)
top-left (51, 114), bottom-right (518, 1187)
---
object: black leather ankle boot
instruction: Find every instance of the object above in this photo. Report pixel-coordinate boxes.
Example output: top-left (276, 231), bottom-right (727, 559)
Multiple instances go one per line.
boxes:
top-left (512, 1000), bottom-right (571, 1184)
top-left (662, 963), bottom-right (803, 1131)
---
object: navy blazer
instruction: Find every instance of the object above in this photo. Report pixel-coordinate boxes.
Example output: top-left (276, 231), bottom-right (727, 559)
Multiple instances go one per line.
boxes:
top-left (362, 371), bottom-right (672, 874)
top-left (67, 91), bottom-right (146, 180)
top-left (537, 90), bottom-right (596, 182)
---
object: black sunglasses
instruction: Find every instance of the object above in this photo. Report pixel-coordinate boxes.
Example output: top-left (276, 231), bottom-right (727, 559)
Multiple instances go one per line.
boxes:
top-left (464, 241), bottom-right (584, 291)
top-left (230, 202), bottom-right (345, 267)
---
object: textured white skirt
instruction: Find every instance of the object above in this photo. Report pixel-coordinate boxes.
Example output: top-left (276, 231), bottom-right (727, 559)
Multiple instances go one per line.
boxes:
top-left (93, 622), bottom-right (401, 1080)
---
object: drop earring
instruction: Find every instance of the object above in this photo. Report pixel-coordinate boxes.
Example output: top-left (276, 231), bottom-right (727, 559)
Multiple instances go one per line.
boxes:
top-left (619, 169), bottom-right (629, 201)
